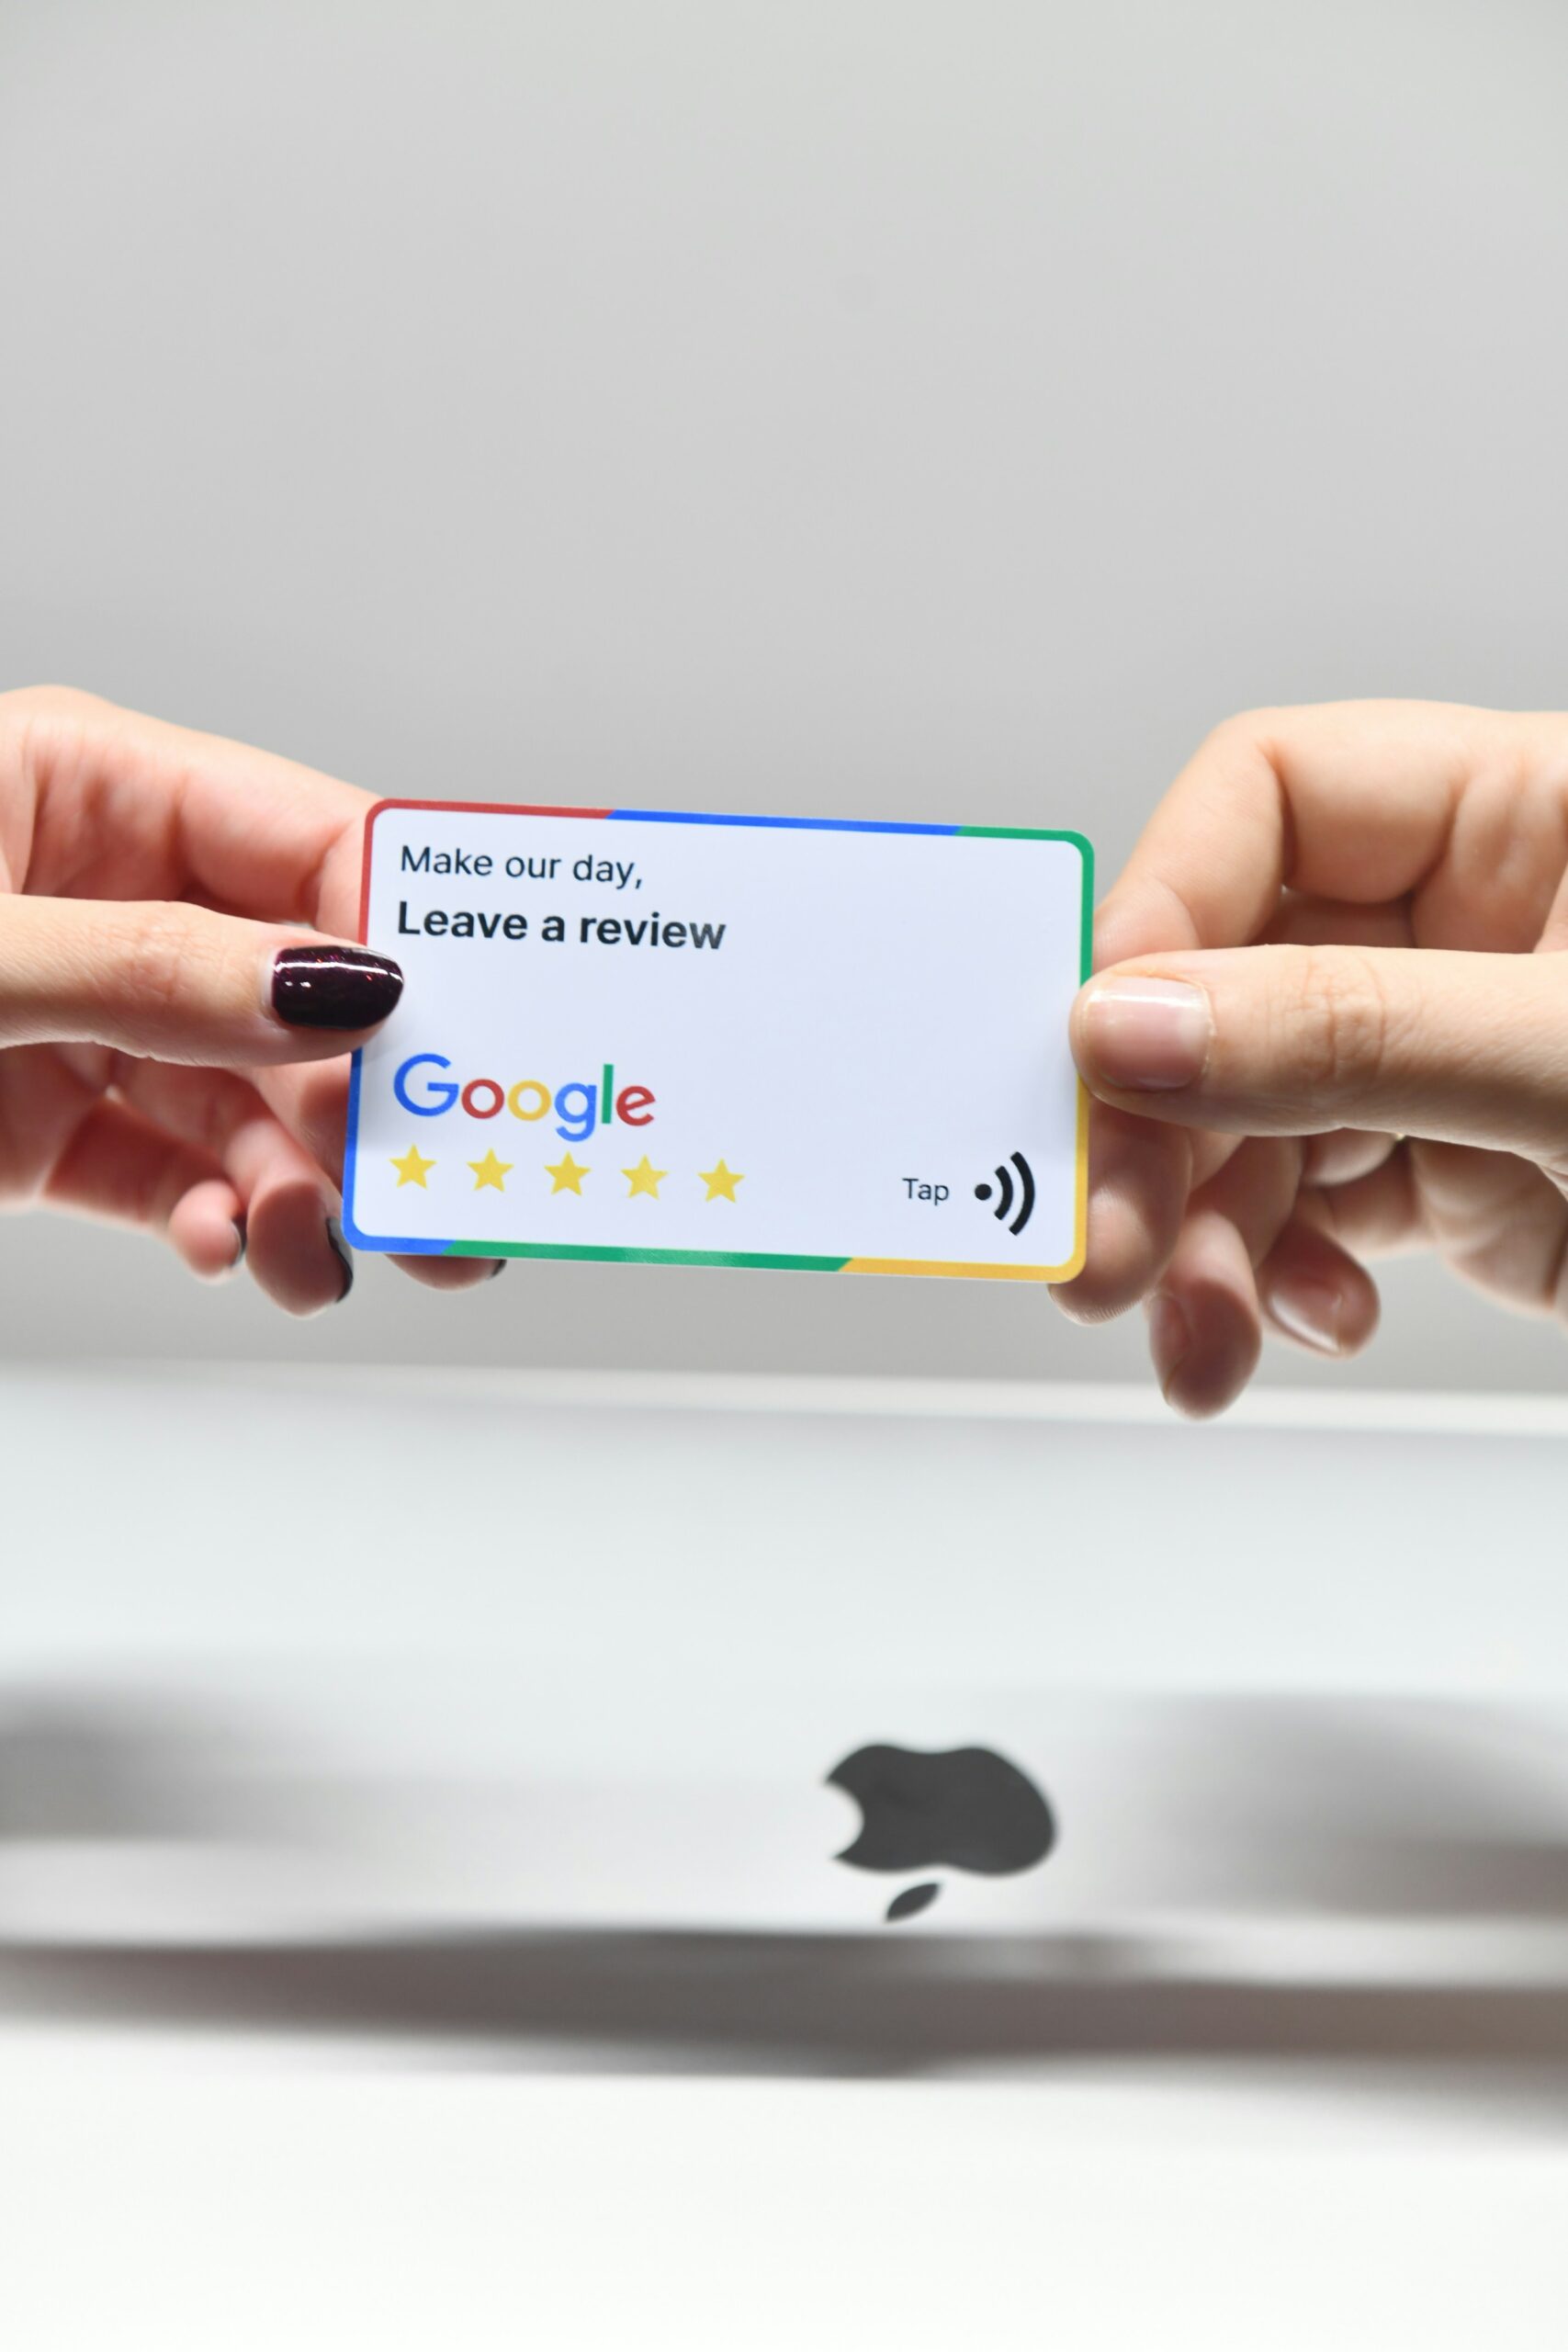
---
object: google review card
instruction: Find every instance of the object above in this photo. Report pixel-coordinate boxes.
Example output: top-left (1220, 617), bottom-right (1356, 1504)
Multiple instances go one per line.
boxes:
top-left (343, 801), bottom-right (1091, 1281)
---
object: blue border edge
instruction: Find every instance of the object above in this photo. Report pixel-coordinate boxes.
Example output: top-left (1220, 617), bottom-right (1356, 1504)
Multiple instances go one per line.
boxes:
top-left (341, 1046), bottom-right (453, 1254)
top-left (606, 809), bottom-right (957, 833)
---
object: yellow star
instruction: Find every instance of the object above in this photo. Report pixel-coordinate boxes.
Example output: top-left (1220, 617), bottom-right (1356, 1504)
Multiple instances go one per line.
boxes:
top-left (468, 1148), bottom-right (513, 1192)
top-left (546, 1152), bottom-right (590, 1194)
top-left (623, 1155), bottom-right (667, 1199)
top-left (391, 1145), bottom-right (436, 1189)
top-left (698, 1159), bottom-right (744, 1203)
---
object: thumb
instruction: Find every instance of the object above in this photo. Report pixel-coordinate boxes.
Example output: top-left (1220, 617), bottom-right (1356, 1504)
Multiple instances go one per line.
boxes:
top-left (0, 896), bottom-right (403, 1066)
top-left (1071, 943), bottom-right (1568, 1161)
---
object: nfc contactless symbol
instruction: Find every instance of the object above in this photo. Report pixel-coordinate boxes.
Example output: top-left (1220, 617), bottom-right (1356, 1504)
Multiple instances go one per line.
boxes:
top-left (974, 1150), bottom-right (1035, 1236)
top-left (827, 1744), bottom-right (1057, 1924)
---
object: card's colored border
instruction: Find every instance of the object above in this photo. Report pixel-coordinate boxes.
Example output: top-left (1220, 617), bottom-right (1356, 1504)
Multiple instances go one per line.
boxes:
top-left (344, 802), bottom-right (1092, 1283)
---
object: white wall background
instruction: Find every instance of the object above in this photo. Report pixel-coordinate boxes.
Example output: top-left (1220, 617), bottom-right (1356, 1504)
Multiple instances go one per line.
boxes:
top-left (2, 0), bottom-right (1566, 1390)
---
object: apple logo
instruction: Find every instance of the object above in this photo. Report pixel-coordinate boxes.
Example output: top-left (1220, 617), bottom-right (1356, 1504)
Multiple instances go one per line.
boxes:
top-left (827, 1742), bottom-right (1056, 1922)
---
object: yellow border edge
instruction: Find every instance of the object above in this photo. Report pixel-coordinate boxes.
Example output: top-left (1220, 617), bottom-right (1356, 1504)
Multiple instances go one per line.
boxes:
top-left (842, 1261), bottom-right (1057, 1282)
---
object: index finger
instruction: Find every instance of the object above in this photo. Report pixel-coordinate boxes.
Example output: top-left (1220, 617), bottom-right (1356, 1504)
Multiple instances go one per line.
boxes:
top-left (2, 686), bottom-right (370, 928)
top-left (1096, 700), bottom-right (1550, 968)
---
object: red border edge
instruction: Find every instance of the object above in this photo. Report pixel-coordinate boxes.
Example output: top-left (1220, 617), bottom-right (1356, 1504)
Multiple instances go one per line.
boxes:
top-left (356, 798), bottom-right (615, 944)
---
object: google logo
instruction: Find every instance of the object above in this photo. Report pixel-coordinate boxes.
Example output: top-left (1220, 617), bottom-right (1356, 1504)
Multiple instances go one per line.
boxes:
top-left (392, 1053), bottom-right (655, 1144)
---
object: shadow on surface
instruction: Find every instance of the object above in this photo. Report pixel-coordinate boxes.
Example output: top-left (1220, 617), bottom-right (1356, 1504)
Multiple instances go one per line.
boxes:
top-left (6, 1928), bottom-right (1568, 2108)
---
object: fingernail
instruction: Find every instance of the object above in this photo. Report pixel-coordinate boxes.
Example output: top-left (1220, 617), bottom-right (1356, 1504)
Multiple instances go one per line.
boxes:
top-left (1080, 978), bottom-right (1211, 1091)
top-left (231, 1216), bottom-right (247, 1270)
top-left (1146, 1291), bottom-right (1192, 1400)
top-left (488, 1257), bottom-right (508, 1280)
top-left (324, 1215), bottom-right (355, 1303)
top-left (271, 944), bottom-right (403, 1031)
top-left (1264, 1276), bottom-right (1343, 1355)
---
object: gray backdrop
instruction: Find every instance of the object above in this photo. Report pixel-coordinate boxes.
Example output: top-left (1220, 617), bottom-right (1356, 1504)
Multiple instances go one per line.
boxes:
top-left (2, 0), bottom-right (1565, 1390)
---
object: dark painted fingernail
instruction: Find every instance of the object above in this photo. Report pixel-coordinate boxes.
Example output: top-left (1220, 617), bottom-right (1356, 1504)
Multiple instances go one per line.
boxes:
top-left (271, 944), bottom-right (404, 1031)
top-left (325, 1215), bottom-right (355, 1303)
top-left (231, 1216), bottom-right (247, 1269)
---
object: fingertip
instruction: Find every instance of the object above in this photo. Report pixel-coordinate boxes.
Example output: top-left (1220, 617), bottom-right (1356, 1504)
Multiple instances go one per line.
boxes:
top-left (1050, 1108), bottom-right (1191, 1325)
top-left (1147, 1290), bottom-right (1193, 1401)
top-left (168, 1179), bottom-right (247, 1283)
top-left (324, 1216), bottom-right (355, 1304)
top-left (243, 1177), bottom-right (356, 1316)
top-left (1145, 1210), bottom-right (1265, 1418)
top-left (1151, 1283), bottom-right (1262, 1418)
top-left (1258, 1226), bottom-right (1382, 1361)
top-left (1090, 883), bottom-right (1197, 975)
top-left (390, 1253), bottom-right (509, 1291)
top-left (1071, 973), bottom-right (1213, 1102)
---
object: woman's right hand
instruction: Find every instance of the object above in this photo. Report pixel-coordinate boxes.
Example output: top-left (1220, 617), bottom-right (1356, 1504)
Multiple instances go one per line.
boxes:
top-left (0, 685), bottom-right (502, 1310)
top-left (1055, 701), bottom-right (1568, 1415)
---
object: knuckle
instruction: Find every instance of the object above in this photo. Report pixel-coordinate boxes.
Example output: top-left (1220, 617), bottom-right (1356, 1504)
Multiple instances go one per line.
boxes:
top-left (1278, 944), bottom-right (1393, 1102)
top-left (1196, 710), bottom-right (1260, 769)
top-left (1, 695), bottom-right (122, 892)
top-left (1200, 706), bottom-right (1288, 760)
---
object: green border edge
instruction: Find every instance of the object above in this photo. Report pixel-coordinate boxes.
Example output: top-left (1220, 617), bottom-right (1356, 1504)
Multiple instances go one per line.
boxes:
top-left (446, 1239), bottom-right (850, 1271)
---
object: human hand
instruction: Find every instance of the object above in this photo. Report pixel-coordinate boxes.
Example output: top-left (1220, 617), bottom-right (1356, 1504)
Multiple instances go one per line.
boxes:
top-left (0, 685), bottom-right (501, 1310)
top-left (1054, 701), bottom-right (1568, 1415)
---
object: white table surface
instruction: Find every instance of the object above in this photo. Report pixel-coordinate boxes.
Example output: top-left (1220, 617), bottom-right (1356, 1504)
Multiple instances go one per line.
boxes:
top-left (3, 1364), bottom-right (1566, 2347)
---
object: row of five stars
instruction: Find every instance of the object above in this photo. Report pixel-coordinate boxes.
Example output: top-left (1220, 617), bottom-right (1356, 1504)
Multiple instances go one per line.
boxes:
top-left (391, 1146), bottom-right (744, 1200)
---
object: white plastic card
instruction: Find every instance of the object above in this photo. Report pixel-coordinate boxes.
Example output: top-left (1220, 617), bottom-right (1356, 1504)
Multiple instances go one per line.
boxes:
top-left (342, 800), bottom-right (1090, 1281)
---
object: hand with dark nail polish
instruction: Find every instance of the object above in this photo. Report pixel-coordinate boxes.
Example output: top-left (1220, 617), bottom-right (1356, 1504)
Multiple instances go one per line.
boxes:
top-left (0, 686), bottom-right (510, 1317)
